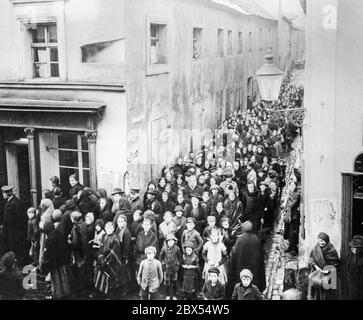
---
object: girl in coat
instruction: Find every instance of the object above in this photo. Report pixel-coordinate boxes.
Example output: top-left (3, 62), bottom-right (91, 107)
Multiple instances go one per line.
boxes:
top-left (181, 241), bottom-right (199, 300)
top-left (202, 228), bottom-right (228, 285)
top-left (93, 221), bottom-right (123, 298)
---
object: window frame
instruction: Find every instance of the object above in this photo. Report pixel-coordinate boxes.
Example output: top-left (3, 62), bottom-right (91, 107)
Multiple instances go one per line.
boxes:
top-left (31, 23), bottom-right (60, 79)
top-left (227, 30), bottom-right (233, 56)
top-left (58, 134), bottom-right (90, 186)
top-left (146, 15), bottom-right (170, 76)
top-left (238, 31), bottom-right (243, 55)
top-left (13, 1), bottom-right (67, 82)
top-left (192, 27), bottom-right (203, 60)
top-left (217, 28), bottom-right (224, 58)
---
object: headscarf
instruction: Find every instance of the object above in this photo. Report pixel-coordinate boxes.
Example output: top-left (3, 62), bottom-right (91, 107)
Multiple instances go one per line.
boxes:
top-left (318, 232), bottom-right (330, 244)
top-left (39, 198), bottom-right (54, 230)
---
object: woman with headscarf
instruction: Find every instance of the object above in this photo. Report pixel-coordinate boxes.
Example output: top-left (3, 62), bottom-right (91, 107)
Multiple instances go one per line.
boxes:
top-left (99, 197), bottom-right (114, 224)
top-left (240, 181), bottom-right (261, 234)
top-left (223, 191), bottom-right (243, 230)
top-left (308, 232), bottom-right (340, 300)
top-left (38, 198), bottom-right (55, 267)
top-left (77, 189), bottom-right (98, 219)
top-left (41, 221), bottom-right (73, 299)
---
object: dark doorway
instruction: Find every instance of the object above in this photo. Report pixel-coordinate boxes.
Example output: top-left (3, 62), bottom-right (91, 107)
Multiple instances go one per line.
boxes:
top-left (352, 198), bottom-right (363, 236)
top-left (16, 145), bottom-right (31, 208)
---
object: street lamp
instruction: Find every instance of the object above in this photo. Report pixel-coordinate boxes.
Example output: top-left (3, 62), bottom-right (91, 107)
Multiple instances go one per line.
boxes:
top-left (255, 49), bottom-right (284, 101)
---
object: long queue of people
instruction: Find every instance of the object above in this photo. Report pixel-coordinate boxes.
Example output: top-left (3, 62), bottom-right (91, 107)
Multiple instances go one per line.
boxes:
top-left (0, 79), bottom-right (304, 300)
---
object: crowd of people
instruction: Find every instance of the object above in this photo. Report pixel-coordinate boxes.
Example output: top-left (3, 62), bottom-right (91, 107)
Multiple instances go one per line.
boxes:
top-left (2, 77), bottom-right (355, 301)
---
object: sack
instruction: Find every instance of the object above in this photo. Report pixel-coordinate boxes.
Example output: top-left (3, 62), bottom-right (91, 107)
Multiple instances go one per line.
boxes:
top-left (309, 270), bottom-right (325, 288)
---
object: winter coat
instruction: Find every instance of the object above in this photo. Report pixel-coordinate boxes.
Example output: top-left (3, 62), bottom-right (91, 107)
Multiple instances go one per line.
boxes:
top-left (2, 196), bottom-right (27, 260)
top-left (0, 267), bottom-right (25, 300)
top-left (135, 229), bottom-right (159, 266)
top-left (185, 203), bottom-right (207, 233)
top-left (115, 226), bottom-right (132, 262)
top-left (229, 231), bottom-right (266, 293)
top-left (241, 190), bottom-right (262, 234)
top-left (232, 283), bottom-right (264, 300)
top-left (99, 198), bottom-right (115, 224)
top-left (159, 244), bottom-right (182, 275)
top-left (223, 198), bottom-right (244, 229)
top-left (69, 182), bottom-right (84, 200)
top-left (202, 280), bottom-right (226, 300)
top-left (41, 228), bottom-right (70, 273)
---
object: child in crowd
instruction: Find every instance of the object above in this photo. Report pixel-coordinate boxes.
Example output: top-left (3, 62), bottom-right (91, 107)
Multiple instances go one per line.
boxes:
top-left (158, 211), bottom-right (177, 247)
top-left (202, 215), bottom-right (219, 242)
top-left (181, 217), bottom-right (203, 254)
top-left (173, 205), bottom-right (186, 242)
top-left (232, 269), bottom-right (264, 300)
top-left (159, 233), bottom-right (182, 300)
top-left (201, 267), bottom-right (225, 300)
top-left (181, 241), bottom-right (199, 300)
top-left (137, 246), bottom-right (163, 300)
top-left (93, 221), bottom-right (122, 299)
top-left (202, 228), bottom-right (228, 285)
top-left (135, 218), bottom-right (159, 270)
top-left (130, 209), bottom-right (143, 242)
top-left (27, 207), bottom-right (39, 267)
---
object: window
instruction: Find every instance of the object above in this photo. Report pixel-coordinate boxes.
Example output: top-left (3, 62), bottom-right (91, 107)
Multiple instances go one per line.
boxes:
top-left (238, 32), bottom-right (243, 54)
top-left (31, 23), bottom-right (59, 78)
top-left (226, 88), bottom-right (231, 117)
top-left (355, 153), bottom-right (363, 172)
top-left (227, 30), bottom-right (232, 56)
top-left (58, 134), bottom-right (90, 194)
top-left (216, 90), bottom-right (224, 125)
top-left (259, 28), bottom-right (263, 52)
top-left (193, 27), bottom-right (203, 60)
top-left (150, 23), bottom-right (167, 65)
top-left (248, 32), bottom-right (252, 52)
top-left (218, 29), bottom-right (224, 57)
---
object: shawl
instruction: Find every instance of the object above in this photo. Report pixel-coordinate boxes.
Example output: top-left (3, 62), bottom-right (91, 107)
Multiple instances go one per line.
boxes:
top-left (309, 242), bottom-right (340, 270)
top-left (39, 198), bottom-right (54, 230)
top-left (116, 225), bottom-right (126, 244)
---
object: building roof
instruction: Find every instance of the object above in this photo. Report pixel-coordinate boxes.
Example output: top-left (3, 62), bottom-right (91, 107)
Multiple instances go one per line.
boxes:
top-left (209, 0), bottom-right (276, 20)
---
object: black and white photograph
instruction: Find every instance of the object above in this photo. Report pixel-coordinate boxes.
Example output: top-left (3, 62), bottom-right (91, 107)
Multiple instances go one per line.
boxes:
top-left (0, 0), bottom-right (361, 304)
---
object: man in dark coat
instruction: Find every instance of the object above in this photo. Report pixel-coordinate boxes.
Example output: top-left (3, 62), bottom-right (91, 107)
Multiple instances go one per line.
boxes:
top-left (228, 221), bottom-right (266, 297)
top-left (2, 186), bottom-right (28, 266)
top-left (0, 251), bottom-right (25, 300)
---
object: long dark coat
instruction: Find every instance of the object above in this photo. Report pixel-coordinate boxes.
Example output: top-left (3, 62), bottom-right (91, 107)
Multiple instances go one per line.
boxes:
top-left (347, 250), bottom-right (363, 300)
top-left (241, 190), bottom-right (262, 234)
top-left (228, 230), bottom-right (266, 294)
top-left (2, 196), bottom-right (28, 264)
top-left (184, 203), bottom-right (207, 233)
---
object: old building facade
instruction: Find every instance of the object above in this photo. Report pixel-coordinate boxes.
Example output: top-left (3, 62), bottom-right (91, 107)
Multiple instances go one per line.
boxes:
top-left (302, 0), bottom-right (363, 298)
top-left (0, 0), bottom-right (302, 206)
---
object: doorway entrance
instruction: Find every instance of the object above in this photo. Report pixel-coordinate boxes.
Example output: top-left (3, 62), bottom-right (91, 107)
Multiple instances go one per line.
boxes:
top-left (4, 142), bottom-right (31, 209)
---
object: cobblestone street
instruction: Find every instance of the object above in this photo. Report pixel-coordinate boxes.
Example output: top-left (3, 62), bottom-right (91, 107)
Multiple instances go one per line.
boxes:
top-left (263, 137), bottom-right (301, 300)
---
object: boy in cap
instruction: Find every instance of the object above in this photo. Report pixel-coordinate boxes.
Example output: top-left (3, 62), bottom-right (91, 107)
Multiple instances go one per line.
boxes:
top-left (232, 269), bottom-right (264, 300)
top-left (0, 251), bottom-right (25, 300)
top-left (181, 217), bottom-right (203, 254)
top-left (137, 246), bottom-right (163, 300)
top-left (159, 233), bottom-right (182, 300)
top-left (201, 267), bottom-right (226, 300)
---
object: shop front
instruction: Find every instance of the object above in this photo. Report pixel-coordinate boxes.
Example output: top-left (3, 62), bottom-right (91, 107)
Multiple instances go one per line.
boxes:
top-left (0, 98), bottom-right (105, 207)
